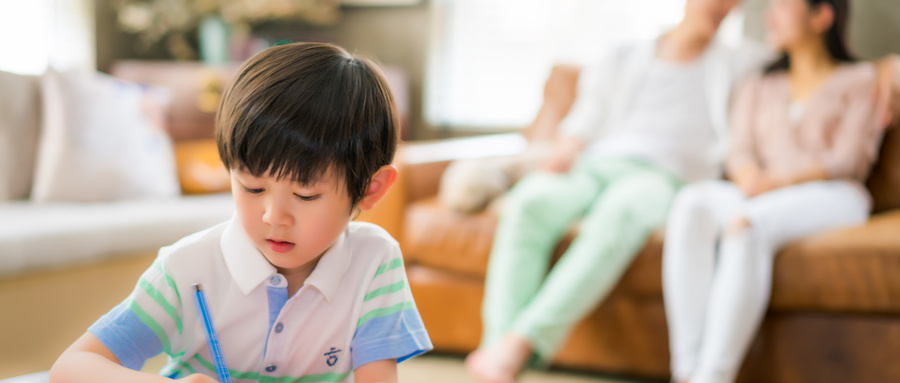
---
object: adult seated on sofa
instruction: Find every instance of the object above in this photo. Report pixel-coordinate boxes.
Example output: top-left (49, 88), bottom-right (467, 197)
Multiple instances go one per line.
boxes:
top-left (464, 0), bottom-right (900, 382)
top-left (664, 0), bottom-right (887, 382)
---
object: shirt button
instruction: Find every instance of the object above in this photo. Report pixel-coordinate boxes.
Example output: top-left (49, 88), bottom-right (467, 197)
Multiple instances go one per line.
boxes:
top-left (265, 365), bottom-right (277, 373)
top-left (275, 323), bottom-right (284, 333)
top-left (269, 276), bottom-right (282, 285)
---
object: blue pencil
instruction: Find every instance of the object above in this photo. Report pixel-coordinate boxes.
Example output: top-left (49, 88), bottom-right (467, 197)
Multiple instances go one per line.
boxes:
top-left (193, 284), bottom-right (233, 383)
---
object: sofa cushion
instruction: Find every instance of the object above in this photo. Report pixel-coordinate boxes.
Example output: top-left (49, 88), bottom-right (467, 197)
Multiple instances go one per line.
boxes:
top-left (0, 71), bottom-right (41, 201)
top-left (403, 198), bottom-right (497, 278)
top-left (620, 211), bottom-right (900, 315)
top-left (174, 139), bottom-right (231, 195)
top-left (769, 209), bottom-right (900, 314)
top-left (0, 193), bottom-right (233, 277)
top-left (404, 197), bottom-right (900, 314)
top-left (32, 69), bottom-right (180, 203)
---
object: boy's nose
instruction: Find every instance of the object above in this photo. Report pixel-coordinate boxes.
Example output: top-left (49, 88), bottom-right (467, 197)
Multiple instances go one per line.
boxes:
top-left (263, 200), bottom-right (294, 227)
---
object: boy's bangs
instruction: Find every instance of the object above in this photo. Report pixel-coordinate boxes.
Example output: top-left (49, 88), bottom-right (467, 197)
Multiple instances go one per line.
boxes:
top-left (228, 121), bottom-right (341, 188)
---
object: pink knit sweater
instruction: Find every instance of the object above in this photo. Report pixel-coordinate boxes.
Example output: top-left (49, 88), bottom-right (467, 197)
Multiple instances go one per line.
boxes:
top-left (726, 62), bottom-right (883, 186)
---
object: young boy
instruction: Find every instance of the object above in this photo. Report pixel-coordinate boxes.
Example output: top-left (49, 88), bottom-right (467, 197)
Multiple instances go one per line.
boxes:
top-left (50, 42), bottom-right (432, 383)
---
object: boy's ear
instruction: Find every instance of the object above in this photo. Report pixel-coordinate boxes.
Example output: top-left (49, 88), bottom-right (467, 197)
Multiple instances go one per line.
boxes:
top-left (357, 165), bottom-right (399, 211)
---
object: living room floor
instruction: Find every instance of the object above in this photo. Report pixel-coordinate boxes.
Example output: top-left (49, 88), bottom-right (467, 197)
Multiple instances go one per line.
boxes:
top-left (0, 255), bottom-right (658, 382)
top-left (0, 352), bottom-right (657, 382)
top-left (394, 355), bottom-right (659, 383)
top-left (146, 353), bottom-right (657, 383)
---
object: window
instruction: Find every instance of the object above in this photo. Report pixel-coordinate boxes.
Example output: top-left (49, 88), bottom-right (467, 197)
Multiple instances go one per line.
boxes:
top-left (0, 0), bottom-right (95, 75)
top-left (425, 0), bottom-right (743, 130)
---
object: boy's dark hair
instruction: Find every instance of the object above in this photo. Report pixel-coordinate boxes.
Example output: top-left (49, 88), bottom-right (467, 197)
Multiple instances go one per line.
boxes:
top-left (216, 42), bottom-right (398, 207)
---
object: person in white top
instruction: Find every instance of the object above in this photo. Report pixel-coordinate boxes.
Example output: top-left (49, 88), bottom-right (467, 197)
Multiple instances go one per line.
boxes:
top-left (50, 42), bottom-right (432, 383)
top-left (466, 0), bottom-right (900, 381)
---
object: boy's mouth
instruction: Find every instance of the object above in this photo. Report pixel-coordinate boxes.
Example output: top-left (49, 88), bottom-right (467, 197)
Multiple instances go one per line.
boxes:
top-left (266, 239), bottom-right (295, 253)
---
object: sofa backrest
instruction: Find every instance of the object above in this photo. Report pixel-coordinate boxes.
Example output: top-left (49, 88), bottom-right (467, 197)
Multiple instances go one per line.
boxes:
top-left (0, 71), bottom-right (42, 201)
top-left (534, 65), bottom-right (900, 214)
top-left (110, 61), bottom-right (241, 141)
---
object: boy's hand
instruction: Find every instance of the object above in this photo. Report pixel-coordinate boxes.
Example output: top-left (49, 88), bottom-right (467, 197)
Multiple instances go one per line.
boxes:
top-left (177, 374), bottom-right (221, 383)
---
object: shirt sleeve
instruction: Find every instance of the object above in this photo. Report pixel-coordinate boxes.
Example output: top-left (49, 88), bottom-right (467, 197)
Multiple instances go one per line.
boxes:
top-left (88, 252), bottom-right (184, 370)
top-left (557, 46), bottom-right (621, 143)
top-left (350, 243), bottom-right (433, 370)
top-left (821, 66), bottom-right (884, 181)
top-left (725, 74), bottom-right (764, 178)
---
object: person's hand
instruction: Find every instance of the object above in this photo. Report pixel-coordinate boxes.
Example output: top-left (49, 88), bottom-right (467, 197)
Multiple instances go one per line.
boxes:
top-left (740, 174), bottom-right (785, 197)
top-left (733, 165), bottom-right (761, 196)
top-left (540, 149), bottom-right (577, 173)
top-left (539, 137), bottom-right (585, 173)
top-left (734, 166), bottom-right (781, 198)
top-left (736, 177), bottom-right (762, 197)
top-left (874, 54), bottom-right (900, 128)
top-left (177, 374), bottom-right (221, 383)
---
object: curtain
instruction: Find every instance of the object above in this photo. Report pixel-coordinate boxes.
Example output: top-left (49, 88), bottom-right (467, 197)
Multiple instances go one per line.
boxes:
top-left (0, 0), bottom-right (96, 75)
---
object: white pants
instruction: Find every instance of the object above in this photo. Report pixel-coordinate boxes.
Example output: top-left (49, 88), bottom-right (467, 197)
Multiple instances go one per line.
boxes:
top-left (663, 180), bottom-right (870, 383)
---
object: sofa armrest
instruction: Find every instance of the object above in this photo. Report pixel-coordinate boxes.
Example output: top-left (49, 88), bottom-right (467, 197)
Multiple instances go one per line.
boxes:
top-left (402, 133), bottom-right (527, 202)
top-left (355, 133), bottom-right (527, 243)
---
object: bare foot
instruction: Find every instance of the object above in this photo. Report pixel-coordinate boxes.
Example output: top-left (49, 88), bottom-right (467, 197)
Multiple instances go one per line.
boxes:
top-left (464, 333), bottom-right (533, 383)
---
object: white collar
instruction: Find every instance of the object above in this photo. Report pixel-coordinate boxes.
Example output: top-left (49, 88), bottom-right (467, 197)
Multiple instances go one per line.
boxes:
top-left (219, 215), bottom-right (350, 302)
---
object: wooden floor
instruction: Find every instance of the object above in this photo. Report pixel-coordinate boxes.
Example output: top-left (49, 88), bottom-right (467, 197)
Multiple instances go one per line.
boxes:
top-left (0, 253), bottom-right (649, 383)
top-left (0, 252), bottom-right (158, 379)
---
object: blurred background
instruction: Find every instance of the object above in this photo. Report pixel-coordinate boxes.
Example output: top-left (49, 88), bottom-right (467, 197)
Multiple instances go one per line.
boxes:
top-left (1, 0), bottom-right (900, 382)
top-left (2, 0), bottom-right (899, 137)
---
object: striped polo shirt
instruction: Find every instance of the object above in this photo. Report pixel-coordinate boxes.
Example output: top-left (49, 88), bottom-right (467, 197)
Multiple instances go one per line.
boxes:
top-left (89, 216), bottom-right (432, 382)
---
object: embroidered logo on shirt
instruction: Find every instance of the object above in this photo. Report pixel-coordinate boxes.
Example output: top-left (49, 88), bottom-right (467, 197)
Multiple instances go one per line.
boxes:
top-left (324, 347), bottom-right (342, 367)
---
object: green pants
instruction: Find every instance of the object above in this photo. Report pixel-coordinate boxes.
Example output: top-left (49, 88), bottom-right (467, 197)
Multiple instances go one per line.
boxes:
top-left (481, 157), bottom-right (681, 362)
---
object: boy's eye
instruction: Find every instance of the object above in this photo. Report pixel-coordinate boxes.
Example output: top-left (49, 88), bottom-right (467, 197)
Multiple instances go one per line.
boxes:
top-left (295, 194), bottom-right (321, 202)
top-left (244, 187), bottom-right (264, 194)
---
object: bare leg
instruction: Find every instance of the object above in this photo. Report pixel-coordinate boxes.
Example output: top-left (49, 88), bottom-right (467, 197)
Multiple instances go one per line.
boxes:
top-left (465, 333), bottom-right (533, 383)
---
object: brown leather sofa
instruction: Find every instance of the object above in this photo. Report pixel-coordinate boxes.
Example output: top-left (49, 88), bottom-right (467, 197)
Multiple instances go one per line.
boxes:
top-left (365, 66), bottom-right (900, 383)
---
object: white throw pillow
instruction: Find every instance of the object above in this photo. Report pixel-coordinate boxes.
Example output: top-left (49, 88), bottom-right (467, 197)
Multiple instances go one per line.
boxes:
top-left (31, 69), bottom-right (180, 202)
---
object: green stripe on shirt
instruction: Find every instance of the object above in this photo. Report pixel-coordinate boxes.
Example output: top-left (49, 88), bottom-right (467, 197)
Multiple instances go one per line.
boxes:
top-left (128, 300), bottom-right (171, 354)
top-left (373, 258), bottom-right (402, 279)
top-left (260, 371), bottom-right (352, 383)
top-left (163, 273), bottom-right (183, 307)
top-left (193, 353), bottom-right (350, 382)
top-left (363, 280), bottom-right (406, 302)
top-left (152, 259), bottom-right (183, 307)
top-left (159, 351), bottom-right (191, 377)
top-left (357, 301), bottom-right (415, 329)
top-left (138, 278), bottom-right (183, 334)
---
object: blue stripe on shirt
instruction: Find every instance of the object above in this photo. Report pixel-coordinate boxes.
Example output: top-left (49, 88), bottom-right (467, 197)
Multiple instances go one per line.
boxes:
top-left (88, 301), bottom-right (163, 370)
top-left (350, 308), bottom-right (433, 369)
top-left (266, 285), bottom-right (288, 332)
